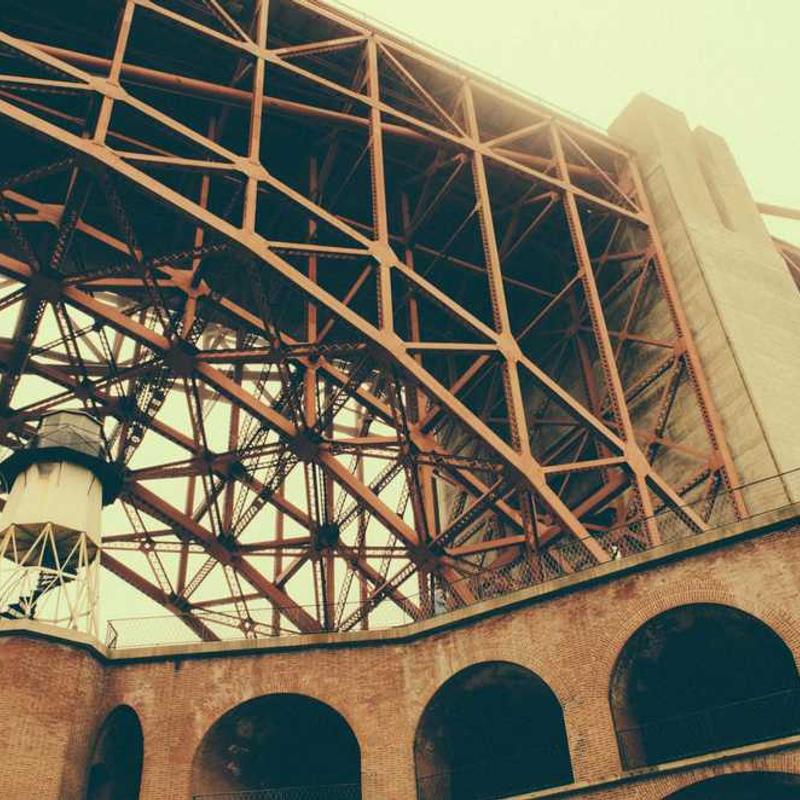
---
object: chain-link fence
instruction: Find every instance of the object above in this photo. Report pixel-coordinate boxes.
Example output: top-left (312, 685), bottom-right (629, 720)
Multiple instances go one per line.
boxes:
top-left (106, 469), bottom-right (800, 649)
top-left (439, 468), bottom-right (800, 609)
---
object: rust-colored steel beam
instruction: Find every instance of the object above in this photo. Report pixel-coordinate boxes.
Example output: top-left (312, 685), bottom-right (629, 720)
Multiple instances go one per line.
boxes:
top-left (0, 0), bottom-right (742, 637)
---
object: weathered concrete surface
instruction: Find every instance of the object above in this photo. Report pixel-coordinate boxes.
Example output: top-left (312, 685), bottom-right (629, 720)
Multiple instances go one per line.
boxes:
top-left (611, 95), bottom-right (800, 505)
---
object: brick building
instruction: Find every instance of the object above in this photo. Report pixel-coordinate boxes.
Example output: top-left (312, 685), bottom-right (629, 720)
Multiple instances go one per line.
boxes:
top-left (0, 1), bottom-right (798, 799)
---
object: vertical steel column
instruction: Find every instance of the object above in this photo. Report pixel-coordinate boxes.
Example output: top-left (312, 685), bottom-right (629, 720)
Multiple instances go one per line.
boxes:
top-left (550, 122), bottom-right (661, 544)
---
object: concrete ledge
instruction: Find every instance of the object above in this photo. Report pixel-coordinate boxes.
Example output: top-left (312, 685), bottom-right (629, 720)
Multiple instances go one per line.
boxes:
top-left (1, 502), bottom-right (797, 663)
top-left (514, 732), bottom-right (800, 798)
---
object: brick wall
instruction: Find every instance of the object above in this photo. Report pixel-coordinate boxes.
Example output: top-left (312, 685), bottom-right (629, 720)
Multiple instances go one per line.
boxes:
top-left (1, 517), bottom-right (799, 800)
top-left (0, 636), bottom-right (105, 799)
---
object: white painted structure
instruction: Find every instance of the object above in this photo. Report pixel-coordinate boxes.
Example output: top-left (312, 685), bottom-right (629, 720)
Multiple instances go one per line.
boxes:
top-left (0, 411), bottom-right (113, 636)
top-left (1, 460), bottom-right (103, 557)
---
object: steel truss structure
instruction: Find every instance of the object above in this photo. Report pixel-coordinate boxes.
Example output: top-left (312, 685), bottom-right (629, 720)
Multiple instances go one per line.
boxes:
top-left (0, 0), bottom-right (746, 639)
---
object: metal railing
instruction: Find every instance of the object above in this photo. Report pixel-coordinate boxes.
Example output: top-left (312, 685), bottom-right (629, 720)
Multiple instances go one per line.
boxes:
top-left (192, 783), bottom-right (360, 800)
top-left (616, 686), bottom-right (800, 768)
top-left (416, 747), bottom-right (572, 800)
top-left (105, 468), bottom-right (800, 649)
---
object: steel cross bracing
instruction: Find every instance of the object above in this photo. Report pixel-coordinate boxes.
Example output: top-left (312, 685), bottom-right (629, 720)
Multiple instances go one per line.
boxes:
top-left (0, 0), bottom-right (745, 639)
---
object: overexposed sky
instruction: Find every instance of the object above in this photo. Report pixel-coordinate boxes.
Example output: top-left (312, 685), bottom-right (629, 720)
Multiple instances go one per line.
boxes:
top-left (332, 0), bottom-right (799, 242)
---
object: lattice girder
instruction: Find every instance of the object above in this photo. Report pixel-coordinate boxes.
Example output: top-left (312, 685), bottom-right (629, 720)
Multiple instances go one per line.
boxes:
top-left (0, 0), bottom-right (743, 638)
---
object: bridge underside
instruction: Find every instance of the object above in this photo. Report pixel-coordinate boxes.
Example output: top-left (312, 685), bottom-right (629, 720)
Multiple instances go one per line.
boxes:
top-left (0, 0), bottom-right (744, 638)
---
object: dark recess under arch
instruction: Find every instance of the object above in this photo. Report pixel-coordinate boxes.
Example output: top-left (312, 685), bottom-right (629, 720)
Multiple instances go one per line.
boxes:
top-left (611, 603), bottom-right (800, 768)
top-left (191, 693), bottom-right (361, 799)
top-left (414, 660), bottom-right (573, 800)
top-left (85, 705), bottom-right (143, 800)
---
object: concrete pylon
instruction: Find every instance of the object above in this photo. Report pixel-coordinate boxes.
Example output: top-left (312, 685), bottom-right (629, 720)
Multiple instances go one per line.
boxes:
top-left (611, 94), bottom-right (800, 505)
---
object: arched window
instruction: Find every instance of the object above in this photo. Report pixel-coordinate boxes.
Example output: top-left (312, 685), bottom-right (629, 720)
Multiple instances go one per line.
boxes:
top-left (663, 771), bottom-right (800, 799)
top-left (191, 694), bottom-right (361, 799)
top-left (611, 604), bottom-right (800, 768)
top-left (85, 705), bottom-right (143, 800)
top-left (414, 661), bottom-right (573, 800)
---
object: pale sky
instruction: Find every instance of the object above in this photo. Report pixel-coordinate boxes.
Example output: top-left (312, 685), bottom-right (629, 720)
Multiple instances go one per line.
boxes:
top-left (333, 0), bottom-right (799, 242)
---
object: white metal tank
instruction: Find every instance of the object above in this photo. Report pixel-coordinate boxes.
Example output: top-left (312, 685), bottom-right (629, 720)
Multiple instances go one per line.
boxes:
top-left (0, 459), bottom-right (103, 560)
top-left (0, 411), bottom-right (121, 635)
top-left (0, 411), bottom-right (117, 562)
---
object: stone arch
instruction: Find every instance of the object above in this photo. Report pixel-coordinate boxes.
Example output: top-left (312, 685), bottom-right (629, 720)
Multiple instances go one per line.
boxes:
top-left (414, 660), bottom-right (573, 800)
top-left (190, 693), bottom-right (361, 798)
top-left (663, 770), bottom-right (800, 799)
top-left (610, 603), bottom-right (800, 768)
top-left (596, 581), bottom-right (800, 686)
top-left (85, 704), bottom-right (144, 800)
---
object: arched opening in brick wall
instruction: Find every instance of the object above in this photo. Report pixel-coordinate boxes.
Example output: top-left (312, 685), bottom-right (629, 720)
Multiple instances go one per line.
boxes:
top-left (190, 694), bottom-right (361, 799)
top-left (610, 603), bottom-right (800, 769)
top-left (85, 705), bottom-right (143, 800)
top-left (663, 771), bottom-right (800, 799)
top-left (414, 661), bottom-right (573, 800)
